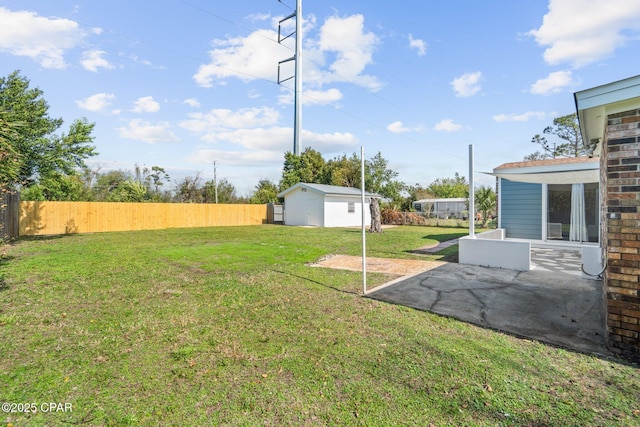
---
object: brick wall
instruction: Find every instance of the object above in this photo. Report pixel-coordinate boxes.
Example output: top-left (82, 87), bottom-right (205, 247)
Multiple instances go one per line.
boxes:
top-left (604, 109), bottom-right (640, 363)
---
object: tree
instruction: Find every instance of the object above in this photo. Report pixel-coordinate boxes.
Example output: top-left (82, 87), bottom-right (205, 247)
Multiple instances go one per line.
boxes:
top-left (365, 151), bottom-right (404, 201)
top-left (21, 173), bottom-right (92, 201)
top-left (107, 180), bottom-right (149, 202)
top-left (148, 166), bottom-right (170, 195)
top-left (324, 153), bottom-right (361, 188)
top-left (523, 150), bottom-right (548, 161)
top-left (0, 108), bottom-right (22, 187)
top-left (279, 147), bottom-right (326, 190)
top-left (92, 170), bottom-right (130, 201)
top-left (527, 113), bottom-right (592, 160)
top-left (0, 71), bottom-right (97, 192)
top-left (173, 174), bottom-right (204, 203)
top-left (203, 178), bottom-right (239, 203)
top-left (133, 164), bottom-right (171, 201)
top-left (250, 179), bottom-right (279, 204)
top-left (475, 185), bottom-right (496, 227)
top-left (427, 173), bottom-right (468, 198)
top-left (369, 198), bottom-right (382, 233)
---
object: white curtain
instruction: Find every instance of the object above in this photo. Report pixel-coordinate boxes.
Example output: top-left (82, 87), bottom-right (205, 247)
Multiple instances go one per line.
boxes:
top-left (570, 183), bottom-right (587, 242)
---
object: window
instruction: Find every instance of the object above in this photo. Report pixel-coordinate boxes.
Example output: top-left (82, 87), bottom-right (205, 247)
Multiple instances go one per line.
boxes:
top-left (348, 202), bottom-right (355, 213)
top-left (547, 183), bottom-right (598, 243)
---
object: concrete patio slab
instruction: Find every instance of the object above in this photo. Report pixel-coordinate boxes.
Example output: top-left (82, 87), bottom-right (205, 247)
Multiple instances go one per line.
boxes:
top-left (367, 261), bottom-right (609, 357)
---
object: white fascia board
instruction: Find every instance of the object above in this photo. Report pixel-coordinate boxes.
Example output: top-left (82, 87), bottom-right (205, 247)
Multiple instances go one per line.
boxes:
top-left (495, 160), bottom-right (599, 175)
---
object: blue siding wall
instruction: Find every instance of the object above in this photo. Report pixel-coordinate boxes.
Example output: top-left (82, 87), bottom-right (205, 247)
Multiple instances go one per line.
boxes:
top-left (500, 179), bottom-right (542, 239)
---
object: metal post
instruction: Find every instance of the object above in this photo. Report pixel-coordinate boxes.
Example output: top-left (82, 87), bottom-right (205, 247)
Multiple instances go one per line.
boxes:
top-left (276, 0), bottom-right (302, 156)
top-left (214, 161), bottom-right (218, 204)
top-left (469, 144), bottom-right (475, 238)
top-left (293, 0), bottom-right (302, 156)
top-left (361, 146), bottom-right (367, 294)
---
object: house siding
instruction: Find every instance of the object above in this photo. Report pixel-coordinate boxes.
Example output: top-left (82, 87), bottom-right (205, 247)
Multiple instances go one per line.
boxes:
top-left (500, 179), bottom-right (542, 240)
top-left (604, 108), bottom-right (640, 363)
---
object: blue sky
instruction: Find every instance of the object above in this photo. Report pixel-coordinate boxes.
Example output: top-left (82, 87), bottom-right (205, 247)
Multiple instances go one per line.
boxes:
top-left (1, 0), bottom-right (640, 195)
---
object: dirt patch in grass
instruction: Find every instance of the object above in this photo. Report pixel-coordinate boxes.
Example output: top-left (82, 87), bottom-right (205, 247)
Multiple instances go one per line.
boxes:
top-left (309, 254), bottom-right (446, 276)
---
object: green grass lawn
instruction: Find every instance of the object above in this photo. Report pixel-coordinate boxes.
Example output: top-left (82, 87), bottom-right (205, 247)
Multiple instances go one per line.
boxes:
top-left (1, 225), bottom-right (638, 426)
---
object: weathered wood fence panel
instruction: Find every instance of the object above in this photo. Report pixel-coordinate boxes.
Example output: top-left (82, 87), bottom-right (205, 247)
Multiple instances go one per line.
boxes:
top-left (19, 201), bottom-right (269, 236)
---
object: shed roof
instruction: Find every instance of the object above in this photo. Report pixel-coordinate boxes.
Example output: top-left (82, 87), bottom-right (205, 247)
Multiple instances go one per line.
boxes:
top-left (414, 198), bottom-right (467, 203)
top-left (277, 182), bottom-right (380, 198)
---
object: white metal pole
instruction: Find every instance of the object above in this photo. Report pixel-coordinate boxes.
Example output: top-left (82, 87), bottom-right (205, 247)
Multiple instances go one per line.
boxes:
top-left (214, 160), bottom-right (218, 204)
top-left (469, 144), bottom-right (475, 238)
top-left (361, 146), bottom-right (367, 294)
top-left (293, 0), bottom-right (302, 156)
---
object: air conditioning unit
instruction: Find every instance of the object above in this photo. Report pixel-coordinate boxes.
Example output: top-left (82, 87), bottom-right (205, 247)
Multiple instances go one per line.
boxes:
top-left (581, 246), bottom-right (603, 280)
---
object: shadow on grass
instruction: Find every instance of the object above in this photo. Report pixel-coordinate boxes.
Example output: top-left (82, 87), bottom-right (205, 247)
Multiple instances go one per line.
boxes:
top-left (15, 234), bottom-right (71, 242)
top-left (422, 232), bottom-right (467, 242)
top-left (272, 269), bottom-right (361, 296)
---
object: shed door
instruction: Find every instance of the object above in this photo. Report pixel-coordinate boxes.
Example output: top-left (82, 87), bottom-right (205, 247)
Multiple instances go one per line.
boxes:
top-left (307, 199), bottom-right (321, 226)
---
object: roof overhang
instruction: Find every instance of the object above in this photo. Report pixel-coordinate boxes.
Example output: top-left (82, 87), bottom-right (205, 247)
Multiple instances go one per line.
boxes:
top-left (488, 158), bottom-right (599, 184)
top-left (488, 169), bottom-right (598, 184)
top-left (574, 75), bottom-right (640, 156)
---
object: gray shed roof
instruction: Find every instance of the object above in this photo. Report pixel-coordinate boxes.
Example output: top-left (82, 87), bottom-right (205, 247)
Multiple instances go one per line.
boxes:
top-left (277, 182), bottom-right (380, 198)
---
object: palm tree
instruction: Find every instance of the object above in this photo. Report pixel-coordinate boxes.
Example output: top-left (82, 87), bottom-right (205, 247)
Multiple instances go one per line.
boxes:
top-left (475, 186), bottom-right (496, 227)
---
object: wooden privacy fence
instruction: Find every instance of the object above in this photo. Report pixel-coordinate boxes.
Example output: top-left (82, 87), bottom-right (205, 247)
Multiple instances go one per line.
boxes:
top-left (19, 201), bottom-right (269, 236)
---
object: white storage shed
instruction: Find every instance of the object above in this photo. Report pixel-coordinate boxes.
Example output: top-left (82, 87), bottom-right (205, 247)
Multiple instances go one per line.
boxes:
top-left (277, 183), bottom-right (379, 227)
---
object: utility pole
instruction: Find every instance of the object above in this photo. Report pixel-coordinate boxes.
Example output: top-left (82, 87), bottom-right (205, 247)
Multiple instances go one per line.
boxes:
top-left (277, 0), bottom-right (302, 156)
top-left (213, 161), bottom-right (218, 204)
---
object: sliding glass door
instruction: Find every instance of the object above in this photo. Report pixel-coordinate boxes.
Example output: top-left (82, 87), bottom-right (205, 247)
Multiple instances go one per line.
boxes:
top-left (547, 183), bottom-right (598, 243)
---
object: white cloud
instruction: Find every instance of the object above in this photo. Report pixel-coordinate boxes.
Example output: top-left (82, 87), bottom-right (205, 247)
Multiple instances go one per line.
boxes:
top-left (387, 121), bottom-right (424, 134)
top-left (315, 14), bottom-right (381, 90)
top-left (131, 96), bottom-right (160, 113)
top-left (528, 0), bottom-right (640, 67)
top-left (434, 119), bottom-right (462, 132)
top-left (304, 88), bottom-right (343, 105)
top-left (194, 14), bottom-right (381, 91)
top-left (180, 104), bottom-right (356, 153)
top-left (387, 121), bottom-right (410, 134)
top-left (180, 107), bottom-right (280, 135)
top-left (191, 127), bottom-right (356, 153)
top-left (81, 49), bottom-right (113, 72)
top-left (187, 148), bottom-right (283, 167)
top-left (408, 34), bottom-right (427, 56)
top-left (117, 119), bottom-right (179, 144)
top-left (0, 7), bottom-right (85, 69)
top-left (193, 29), bottom-right (288, 87)
top-left (451, 72), bottom-right (482, 97)
top-left (493, 111), bottom-right (555, 122)
top-left (530, 70), bottom-right (574, 95)
top-left (76, 93), bottom-right (115, 112)
top-left (183, 98), bottom-right (200, 108)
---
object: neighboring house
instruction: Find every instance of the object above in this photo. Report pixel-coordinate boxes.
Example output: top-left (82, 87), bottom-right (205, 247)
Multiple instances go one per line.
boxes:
top-left (492, 157), bottom-right (600, 244)
top-left (277, 183), bottom-right (379, 227)
top-left (413, 198), bottom-right (467, 219)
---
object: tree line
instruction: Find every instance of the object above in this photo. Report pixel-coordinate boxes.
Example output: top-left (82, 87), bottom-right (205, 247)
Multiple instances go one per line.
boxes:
top-left (1, 70), bottom-right (500, 216)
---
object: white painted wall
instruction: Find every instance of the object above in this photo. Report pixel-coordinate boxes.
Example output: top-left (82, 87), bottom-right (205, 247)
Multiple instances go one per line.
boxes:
top-left (323, 196), bottom-right (372, 227)
top-left (283, 190), bottom-right (373, 227)
top-left (282, 188), bottom-right (324, 226)
top-left (459, 229), bottom-right (531, 271)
